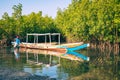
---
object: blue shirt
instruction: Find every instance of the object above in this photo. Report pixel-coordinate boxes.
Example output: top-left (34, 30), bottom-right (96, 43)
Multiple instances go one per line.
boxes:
top-left (15, 38), bottom-right (20, 45)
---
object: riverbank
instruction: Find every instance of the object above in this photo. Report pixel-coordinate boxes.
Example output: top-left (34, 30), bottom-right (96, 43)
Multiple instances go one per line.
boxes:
top-left (0, 67), bottom-right (56, 80)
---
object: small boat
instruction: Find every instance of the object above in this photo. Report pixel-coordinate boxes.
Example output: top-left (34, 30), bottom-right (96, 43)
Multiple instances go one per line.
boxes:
top-left (16, 33), bottom-right (90, 52)
top-left (20, 42), bottom-right (89, 53)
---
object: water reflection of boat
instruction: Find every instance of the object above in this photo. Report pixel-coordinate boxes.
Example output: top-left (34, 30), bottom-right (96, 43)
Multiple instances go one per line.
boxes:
top-left (26, 52), bottom-right (61, 67)
top-left (20, 48), bottom-right (83, 62)
top-left (67, 51), bottom-right (89, 61)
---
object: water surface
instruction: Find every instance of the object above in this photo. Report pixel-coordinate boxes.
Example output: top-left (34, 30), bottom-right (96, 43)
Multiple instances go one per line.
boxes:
top-left (0, 47), bottom-right (120, 80)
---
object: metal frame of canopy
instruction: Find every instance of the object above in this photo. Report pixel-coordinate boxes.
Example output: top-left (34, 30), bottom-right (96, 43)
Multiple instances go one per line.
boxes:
top-left (26, 33), bottom-right (61, 46)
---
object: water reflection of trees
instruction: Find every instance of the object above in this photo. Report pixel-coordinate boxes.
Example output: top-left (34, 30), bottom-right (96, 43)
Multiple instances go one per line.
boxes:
top-left (59, 59), bottom-right (89, 77)
top-left (88, 48), bottom-right (120, 80)
top-left (0, 48), bottom-right (27, 70)
top-left (71, 48), bottom-right (120, 79)
top-left (20, 48), bottom-right (120, 79)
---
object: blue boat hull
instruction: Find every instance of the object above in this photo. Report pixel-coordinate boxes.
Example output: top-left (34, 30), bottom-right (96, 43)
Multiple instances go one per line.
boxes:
top-left (66, 43), bottom-right (89, 52)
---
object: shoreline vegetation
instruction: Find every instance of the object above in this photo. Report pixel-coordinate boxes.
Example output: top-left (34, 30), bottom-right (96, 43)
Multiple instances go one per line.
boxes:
top-left (0, 0), bottom-right (120, 53)
top-left (90, 42), bottom-right (119, 55)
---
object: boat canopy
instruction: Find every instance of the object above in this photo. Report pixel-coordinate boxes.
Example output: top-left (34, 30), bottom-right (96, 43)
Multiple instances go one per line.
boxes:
top-left (26, 33), bottom-right (60, 45)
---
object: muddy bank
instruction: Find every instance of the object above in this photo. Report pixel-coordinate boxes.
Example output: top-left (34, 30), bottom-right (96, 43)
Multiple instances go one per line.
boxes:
top-left (0, 67), bottom-right (56, 80)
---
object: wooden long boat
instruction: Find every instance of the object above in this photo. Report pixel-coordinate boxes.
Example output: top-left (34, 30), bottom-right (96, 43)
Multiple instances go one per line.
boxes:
top-left (19, 42), bottom-right (89, 53)
top-left (13, 33), bottom-right (90, 52)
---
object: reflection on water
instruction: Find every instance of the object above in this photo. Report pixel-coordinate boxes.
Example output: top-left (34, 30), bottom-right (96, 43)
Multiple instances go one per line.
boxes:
top-left (23, 49), bottom-right (70, 79)
top-left (14, 48), bottom-right (20, 61)
top-left (21, 48), bottom-right (88, 62)
top-left (67, 51), bottom-right (89, 61)
top-left (23, 48), bottom-right (88, 79)
top-left (26, 52), bottom-right (61, 67)
top-left (0, 47), bottom-right (120, 79)
top-left (24, 53), bottom-right (64, 79)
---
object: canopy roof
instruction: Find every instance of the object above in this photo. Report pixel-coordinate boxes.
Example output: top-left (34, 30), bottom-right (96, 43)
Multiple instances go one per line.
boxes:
top-left (26, 33), bottom-right (61, 45)
top-left (27, 33), bottom-right (60, 36)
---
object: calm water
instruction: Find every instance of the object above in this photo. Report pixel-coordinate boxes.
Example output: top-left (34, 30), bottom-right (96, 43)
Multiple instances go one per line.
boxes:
top-left (0, 47), bottom-right (120, 80)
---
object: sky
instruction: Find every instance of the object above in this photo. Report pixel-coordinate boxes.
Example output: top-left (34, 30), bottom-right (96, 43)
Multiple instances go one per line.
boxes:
top-left (0, 0), bottom-right (71, 19)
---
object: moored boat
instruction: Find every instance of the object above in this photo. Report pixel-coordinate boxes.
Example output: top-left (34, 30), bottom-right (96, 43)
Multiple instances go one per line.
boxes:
top-left (20, 42), bottom-right (87, 53)
top-left (13, 33), bottom-right (90, 52)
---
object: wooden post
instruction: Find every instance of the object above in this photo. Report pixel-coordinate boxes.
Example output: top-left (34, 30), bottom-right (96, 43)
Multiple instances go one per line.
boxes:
top-left (49, 33), bottom-right (51, 45)
top-left (26, 34), bottom-right (28, 49)
top-left (26, 34), bottom-right (28, 43)
top-left (34, 35), bottom-right (35, 43)
top-left (45, 35), bottom-right (47, 45)
top-left (59, 33), bottom-right (60, 45)
top-left (37, 35), bottom-right (38, 43)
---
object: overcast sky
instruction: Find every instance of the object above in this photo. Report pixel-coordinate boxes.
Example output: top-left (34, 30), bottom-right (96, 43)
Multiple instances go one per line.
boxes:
top-left (0, 0), bottom-right (71, 19)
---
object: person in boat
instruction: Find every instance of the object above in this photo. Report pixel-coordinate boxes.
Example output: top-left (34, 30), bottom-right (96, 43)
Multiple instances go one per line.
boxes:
top-left (14, 36), bottom-right (20, 49)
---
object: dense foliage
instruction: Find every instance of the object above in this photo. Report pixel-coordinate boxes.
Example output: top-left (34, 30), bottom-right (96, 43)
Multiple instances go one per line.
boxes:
top-left (55, 0), bottom-right (120, 43)
top-left (0, 3), bottom-right (57, 43)
top-left (0, 0), bottom-right (120, 45)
